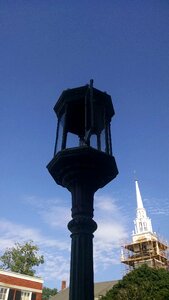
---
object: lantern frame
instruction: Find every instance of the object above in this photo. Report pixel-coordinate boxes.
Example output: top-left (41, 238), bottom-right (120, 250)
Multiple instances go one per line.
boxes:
top-left (53, 80), bottom-right (115, 157)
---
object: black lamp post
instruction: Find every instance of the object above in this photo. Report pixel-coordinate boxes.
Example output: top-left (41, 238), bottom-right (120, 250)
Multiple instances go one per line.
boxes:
top-left (47, 80), bottom-right (118, 300)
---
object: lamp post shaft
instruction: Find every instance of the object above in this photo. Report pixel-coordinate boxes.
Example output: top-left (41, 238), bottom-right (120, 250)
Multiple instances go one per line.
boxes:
top-left (67, 182), bottom-right (97, 300)
top-left (68, 216), bottom-right (97, 300)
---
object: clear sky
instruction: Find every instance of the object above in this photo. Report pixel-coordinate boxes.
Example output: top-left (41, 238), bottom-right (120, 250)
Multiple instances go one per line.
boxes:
top-left (0, 0), bottom-right (169, 290)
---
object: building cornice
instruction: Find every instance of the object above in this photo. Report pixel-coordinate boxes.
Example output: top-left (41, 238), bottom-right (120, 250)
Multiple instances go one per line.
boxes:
top-left (0, 269), bottom-right (43, 283)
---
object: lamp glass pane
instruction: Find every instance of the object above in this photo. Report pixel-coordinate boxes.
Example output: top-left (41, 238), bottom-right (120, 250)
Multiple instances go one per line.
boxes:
top-left (101, 129), bottom-right (106, 153)
top-left (56, 113), bottom-right (65, 152)
top-left (66, 132), bottom-right (79, 148)
top-left (90, 134), bottom-right (97, 150)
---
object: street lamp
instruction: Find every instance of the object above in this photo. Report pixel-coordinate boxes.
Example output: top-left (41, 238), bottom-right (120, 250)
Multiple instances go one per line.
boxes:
top-left (47, 80), bottom-right (118, 300)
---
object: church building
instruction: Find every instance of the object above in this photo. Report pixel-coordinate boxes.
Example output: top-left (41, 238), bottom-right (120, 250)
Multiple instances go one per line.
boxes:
top-left (121, 180), bottom-right (168, 271)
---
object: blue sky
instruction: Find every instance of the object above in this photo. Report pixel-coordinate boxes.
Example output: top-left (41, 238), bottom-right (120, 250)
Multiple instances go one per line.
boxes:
top-left (0, 0), bottom-right (169, 290)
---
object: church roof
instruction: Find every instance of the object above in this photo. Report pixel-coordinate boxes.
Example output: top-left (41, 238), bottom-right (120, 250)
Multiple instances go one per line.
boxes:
top-left (50, 280), bottom-right (118, 300)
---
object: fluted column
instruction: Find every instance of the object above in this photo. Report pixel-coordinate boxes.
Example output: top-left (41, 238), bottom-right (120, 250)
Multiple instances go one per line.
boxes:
top-left (68, 216), bottom-right (97, 300)
top-left (67, 181), bottom-right (97, 300)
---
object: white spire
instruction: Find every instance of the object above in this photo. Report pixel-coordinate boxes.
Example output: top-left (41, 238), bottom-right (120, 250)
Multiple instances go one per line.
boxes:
top-left (133, 180), bottom-right (153, 236)
top-left (135, 180), bottom-right (144, 209)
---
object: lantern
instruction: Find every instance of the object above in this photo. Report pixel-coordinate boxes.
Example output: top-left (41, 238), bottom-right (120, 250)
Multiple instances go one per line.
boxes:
top-left (53, 80), bottom-right (114, 156)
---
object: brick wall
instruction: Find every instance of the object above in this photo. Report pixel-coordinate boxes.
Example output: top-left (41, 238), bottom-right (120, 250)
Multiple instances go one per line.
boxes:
top-left (0, 270), bottom-right (43, 300)
top-left (0, 274), bottom-right (42, 290)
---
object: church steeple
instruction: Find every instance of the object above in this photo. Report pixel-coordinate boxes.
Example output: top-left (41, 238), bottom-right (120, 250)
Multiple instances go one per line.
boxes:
top-left (134, 180), bottom-right (153, 235)
top-left (121, 180), bottom-right (168, 271)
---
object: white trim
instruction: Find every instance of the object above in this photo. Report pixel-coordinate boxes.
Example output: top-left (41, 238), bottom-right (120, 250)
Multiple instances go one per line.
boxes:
top-left (0, 282), bottom-right (42, 294)
top-left (6, 288), bottom-right (9, 300)
top-left (29, 292), bottom-right (32, 300)
top-left (0, 286), bottom-right (9, 300)
top-left (21, 290), bottom-right (32, 300)
top-left (0, 270), bottom-right (43, 283)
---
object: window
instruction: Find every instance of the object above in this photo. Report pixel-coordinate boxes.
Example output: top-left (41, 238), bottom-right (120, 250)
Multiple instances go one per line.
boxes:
top-left (31, 293), bottom-right (36, 300)
top-left (0, 287), bottom-right (9, 300)
top-left (20, 291), bottom-right (31, 300)
top-left (139, 222), bottom-right (143, 231)
top-left (15, 291), bottom-right (21, 300)
top-left (8, 289), bottom-right (15, 300)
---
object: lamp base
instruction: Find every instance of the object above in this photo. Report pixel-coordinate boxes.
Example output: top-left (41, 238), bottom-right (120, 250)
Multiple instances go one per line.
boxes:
top-left (47, 146), bottom-right (118, 192)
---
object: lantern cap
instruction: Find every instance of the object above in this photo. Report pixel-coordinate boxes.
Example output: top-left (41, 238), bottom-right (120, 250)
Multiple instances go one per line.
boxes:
top-left (54, 84), bottom-right (115, 119)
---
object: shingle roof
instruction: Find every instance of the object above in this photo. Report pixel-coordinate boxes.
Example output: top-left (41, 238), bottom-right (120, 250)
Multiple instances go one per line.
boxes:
top-left (50, 280), bottom-right (118, 300)
top-left (50, 287), bottom-right (69, 300)
top-left (94, 280), bottom-right (118, 297)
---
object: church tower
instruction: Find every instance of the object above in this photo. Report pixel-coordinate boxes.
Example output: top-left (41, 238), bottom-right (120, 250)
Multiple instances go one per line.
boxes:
top-left (121, 181), bottom-right (168, 271)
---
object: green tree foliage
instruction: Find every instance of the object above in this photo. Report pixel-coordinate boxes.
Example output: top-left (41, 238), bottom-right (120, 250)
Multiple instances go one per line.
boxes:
top-left (101, 265), bottom-right (169, 300)
top-left (0, 241), bottom-right (44, 276)
top-left (42, 287), bottom-right (58, 300)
